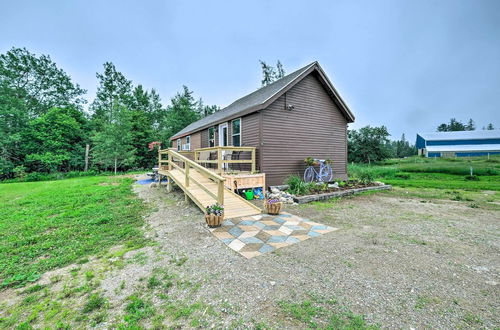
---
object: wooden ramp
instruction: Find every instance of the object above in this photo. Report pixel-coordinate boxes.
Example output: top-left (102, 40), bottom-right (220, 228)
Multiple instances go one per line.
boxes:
top-left (158, 149), bottom-right (261, 219)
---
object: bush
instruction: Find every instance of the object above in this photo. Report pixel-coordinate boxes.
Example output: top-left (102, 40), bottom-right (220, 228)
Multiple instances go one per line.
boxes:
top-left (464, 175), bottom-right (480, 181)
top-left (285, 175), bottom-right (311, 196)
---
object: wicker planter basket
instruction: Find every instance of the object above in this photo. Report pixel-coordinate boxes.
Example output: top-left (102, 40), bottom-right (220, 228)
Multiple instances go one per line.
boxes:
top-left (264, 201), bottom-right (283, 215)
top-left (205, 214), bottom-right (223, 228)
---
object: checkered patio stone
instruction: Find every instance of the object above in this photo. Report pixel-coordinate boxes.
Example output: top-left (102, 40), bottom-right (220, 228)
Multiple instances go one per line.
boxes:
top-left (208, 212), bottom-right (338, 258)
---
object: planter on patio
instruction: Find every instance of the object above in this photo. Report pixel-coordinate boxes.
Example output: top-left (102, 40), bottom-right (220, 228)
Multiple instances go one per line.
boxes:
top-left (205, 203), bottom-right (224, 228)
top-left (204, 214), bottom-right (223, 228)
top-left (264, 199), bottom-right (283, 215)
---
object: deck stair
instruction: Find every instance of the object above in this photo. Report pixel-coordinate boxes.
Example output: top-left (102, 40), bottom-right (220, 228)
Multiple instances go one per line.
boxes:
top-left (158, 149), bottom-right (261, 219)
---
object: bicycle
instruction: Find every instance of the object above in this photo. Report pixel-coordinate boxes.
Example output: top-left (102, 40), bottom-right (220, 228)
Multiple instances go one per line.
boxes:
top-left (303, 159), bottom-right (333, 183)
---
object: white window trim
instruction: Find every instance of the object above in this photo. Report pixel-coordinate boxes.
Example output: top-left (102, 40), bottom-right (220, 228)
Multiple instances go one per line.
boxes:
top-left (231, 118), bottom-right (242, 147)
top-left (181, 135), bottom-right (191, 151)
top-left (219, 122), bottom-right (228, 146)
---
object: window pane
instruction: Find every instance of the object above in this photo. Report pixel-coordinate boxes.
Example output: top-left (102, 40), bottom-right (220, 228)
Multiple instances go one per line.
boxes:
top-left (232, 119), bottom-right (240, 135)
top-left (208, 127), bottom-right (214, 139)
top-left (232, 135), bottom-right (240, 147)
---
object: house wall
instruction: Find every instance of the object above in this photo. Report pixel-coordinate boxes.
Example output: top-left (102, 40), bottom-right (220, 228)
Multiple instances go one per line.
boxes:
top-left (261, 72), bottom-right (348, 186)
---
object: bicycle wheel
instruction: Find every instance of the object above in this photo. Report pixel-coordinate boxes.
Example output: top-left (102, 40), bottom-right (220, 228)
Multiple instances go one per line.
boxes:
top-left (304, 167), bottom-right (315, 183)
top-left (319, 164), bottom-right (333, 182)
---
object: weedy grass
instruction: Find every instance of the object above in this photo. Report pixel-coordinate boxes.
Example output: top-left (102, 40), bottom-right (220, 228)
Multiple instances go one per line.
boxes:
top-left (278, 296), bottom-right (378, 329)
top-left (349, 156), bottom-right (500, 191)
top-left (0, 176), bottom-right (149, 288)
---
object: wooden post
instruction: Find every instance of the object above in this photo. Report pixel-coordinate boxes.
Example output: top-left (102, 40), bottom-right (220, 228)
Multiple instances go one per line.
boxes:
top-left (84, 144), bottom-right (90, 172)
top-left (217, 180), bottom-right (224, 205)
top-left (167, 176), bottom-right (172, 192)
top-left (217, 147), bottom-right (222, 174)
top-left (168, 151), bottom-right (172, 171)
top-left (185, 163), bottom-right (190, 187)
top-left (158, 148), bottom-right (161, 169)
top-left (251, 148), bottom-right (256, 173)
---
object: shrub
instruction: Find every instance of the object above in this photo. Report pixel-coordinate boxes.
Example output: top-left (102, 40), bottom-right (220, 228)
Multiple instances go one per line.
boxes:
top-left (285, 175), bottom-right (311, 196)
top-left (464, 175), bottom-right (480, 181)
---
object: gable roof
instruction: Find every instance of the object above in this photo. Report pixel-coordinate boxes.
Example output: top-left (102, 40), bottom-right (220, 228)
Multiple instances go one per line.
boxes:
top-left (171, 61), bottom-right (355, 140)
top-left (418, 130), bottom-right (500, 141)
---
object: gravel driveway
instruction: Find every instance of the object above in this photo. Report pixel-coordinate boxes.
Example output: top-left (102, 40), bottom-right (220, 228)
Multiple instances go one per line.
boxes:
top-left (94, 182), bottom-right (499, 328)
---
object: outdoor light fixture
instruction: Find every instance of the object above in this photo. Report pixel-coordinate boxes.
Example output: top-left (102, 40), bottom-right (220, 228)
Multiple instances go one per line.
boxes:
top-left (287, 104), bottom-right (294, 111)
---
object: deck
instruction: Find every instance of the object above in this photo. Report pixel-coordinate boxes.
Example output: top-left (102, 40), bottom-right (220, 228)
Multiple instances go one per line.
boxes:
top-left (158, 149), bottom-right (261, 219)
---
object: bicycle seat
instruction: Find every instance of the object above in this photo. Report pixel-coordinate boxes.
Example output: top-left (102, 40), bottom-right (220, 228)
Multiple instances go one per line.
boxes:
top-left (315, 159), bottom-right (326, 162)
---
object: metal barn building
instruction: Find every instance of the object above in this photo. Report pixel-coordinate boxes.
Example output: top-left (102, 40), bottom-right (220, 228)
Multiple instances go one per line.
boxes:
top-left (416, 130), bottom-right (500, 157)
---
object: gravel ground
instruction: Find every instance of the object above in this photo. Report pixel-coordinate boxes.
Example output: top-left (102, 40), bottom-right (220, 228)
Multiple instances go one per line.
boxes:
top-left (94, 180), bottom-right (499, 328)
top-left (3, 178), bottom-right (498, 328)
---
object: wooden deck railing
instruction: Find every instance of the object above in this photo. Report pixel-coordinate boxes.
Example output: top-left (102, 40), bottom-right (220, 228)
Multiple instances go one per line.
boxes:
top-left (158, 148), bottom-right (226, 205)
top-left (194, 146), bottom-right (256, 174)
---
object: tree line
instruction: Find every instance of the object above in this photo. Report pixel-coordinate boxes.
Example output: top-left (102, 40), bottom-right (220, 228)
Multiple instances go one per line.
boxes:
top-left (437, 118), bottom-right (494, 132)
top-left (0, 47), bottom-right (218, 179)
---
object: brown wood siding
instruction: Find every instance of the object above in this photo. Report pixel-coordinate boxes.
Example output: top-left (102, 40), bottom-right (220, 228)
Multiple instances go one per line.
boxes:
top-left (241, 113), bottom-right (261, 171)
top-left (261, 72), bottom-right (348, 186)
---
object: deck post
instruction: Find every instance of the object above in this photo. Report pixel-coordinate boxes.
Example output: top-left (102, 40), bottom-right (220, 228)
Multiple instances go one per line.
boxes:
top-left (217, 180), bottom-right (224, 205)
top-left (217, 147), bottom-right (222, 174)
top-left (167, 176), bottom-right (172, 192)
top-left (185, 163), bottom-right (190, 187)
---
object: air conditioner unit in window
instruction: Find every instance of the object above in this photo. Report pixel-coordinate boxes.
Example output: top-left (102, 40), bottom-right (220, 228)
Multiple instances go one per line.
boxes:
top-left (181, 144), bottom-right (190, 151)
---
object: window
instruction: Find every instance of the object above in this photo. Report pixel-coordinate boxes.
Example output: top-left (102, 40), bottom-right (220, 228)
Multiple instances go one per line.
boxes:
top-left (176, 139), bottom-right (181, 151)
top-left (208, 127), bottom-right (215, 147)
top-left (231, 118), bottom-right (241, 146)
top-left (182, 136), bottom-right (191, 151)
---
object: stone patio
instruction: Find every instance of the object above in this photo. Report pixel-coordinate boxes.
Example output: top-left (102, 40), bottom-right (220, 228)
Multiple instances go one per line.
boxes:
top-left (209, 212), bottom-right (338, 258)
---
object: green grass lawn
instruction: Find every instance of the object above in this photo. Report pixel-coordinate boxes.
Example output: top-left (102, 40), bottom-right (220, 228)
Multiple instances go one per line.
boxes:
top-left (349, 155), bottom-right (500, 191)
top-left (0, 176), bottom-right (147, 288)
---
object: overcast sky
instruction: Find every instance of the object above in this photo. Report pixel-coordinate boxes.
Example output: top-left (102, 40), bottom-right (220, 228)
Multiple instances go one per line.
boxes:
top-left (2, 0), bottom-right (499, 141)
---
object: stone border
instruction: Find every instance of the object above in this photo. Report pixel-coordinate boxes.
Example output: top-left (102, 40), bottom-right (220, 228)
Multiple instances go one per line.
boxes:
top-left (293, 185), bottom-right (392, 204)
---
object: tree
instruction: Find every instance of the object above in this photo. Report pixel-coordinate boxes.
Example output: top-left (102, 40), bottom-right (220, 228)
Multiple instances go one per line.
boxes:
top-left (163, 86), bottom-right (201, 139)
top-left (0, 47), bottom-right (86, 178)
top-left (466, 118), bottom-right (475, 131)
top-left (276, 60), bottom-right (285, 79)
top-left (436, 118), bottom-right (467, 132)
top-left (0, 47), bottom-right (86, 117)
top-left (485, 123), bottom-right (494, 130)
top-left (90, 62), bottom-right (133, 130)
top-left (259, 60), bottom-right (286, 86)
top-left (348, 126), bottom-right (392, 163)
top-left (91, 106), bottom-right (136, 174)
top-left (22, 107), bottom-right (87, 173)
top-left (391, 133), bottom-right (416, 158)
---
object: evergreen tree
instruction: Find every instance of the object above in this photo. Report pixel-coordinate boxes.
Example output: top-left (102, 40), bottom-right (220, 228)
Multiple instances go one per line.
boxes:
top-left (486, 123), bottom-right (494, 130)
top-left (466, 118), bottom-right (475, 131)
top-left (259, 60), bottom-right (286, 86)
top-left (164, 86), bottom-right (200, 139)
top-left (436, 118), bottom-right (467, 131)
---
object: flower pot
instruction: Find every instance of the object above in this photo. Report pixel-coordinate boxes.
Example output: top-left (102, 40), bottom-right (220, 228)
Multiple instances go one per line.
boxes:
top-left (264, 201), bottom-right (283, 215)
top-left (205, 214), bottom-right (223, 228)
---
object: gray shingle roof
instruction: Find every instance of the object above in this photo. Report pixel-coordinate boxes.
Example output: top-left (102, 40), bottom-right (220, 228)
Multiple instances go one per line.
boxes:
top-left (171, 61), bottom-right (355, 139)
top-left (171, 62), bottom-right (317, 139)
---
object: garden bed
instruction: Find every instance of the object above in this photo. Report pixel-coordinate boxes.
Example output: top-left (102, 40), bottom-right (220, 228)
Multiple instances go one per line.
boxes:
top-left (293, 184), bottom-right (392, 203)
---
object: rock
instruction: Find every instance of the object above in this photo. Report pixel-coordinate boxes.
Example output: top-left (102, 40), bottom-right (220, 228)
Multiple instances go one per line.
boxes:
top-left (271, 187), bottom-right (280, 194)
top-left (270, 281), bottom-right (276, 286)
top-left (328, 182), bottom-right (339, 188)
top-left (269, 193), bottom-right (280, 199)
top-left (374, 181), bottom-right (385, 186)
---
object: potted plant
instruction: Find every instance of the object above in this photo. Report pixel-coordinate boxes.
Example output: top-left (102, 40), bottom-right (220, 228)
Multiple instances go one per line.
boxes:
top-left (304, 157), bottom-right (318, 167)
top-left (205, 203), bottom-right (224, 227)
top-left (264, 198), bottom-right (283, 215)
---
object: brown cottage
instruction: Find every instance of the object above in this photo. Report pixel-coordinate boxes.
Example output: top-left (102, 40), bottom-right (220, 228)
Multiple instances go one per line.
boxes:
top-left (170, 61), bottom-right (355, 187)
